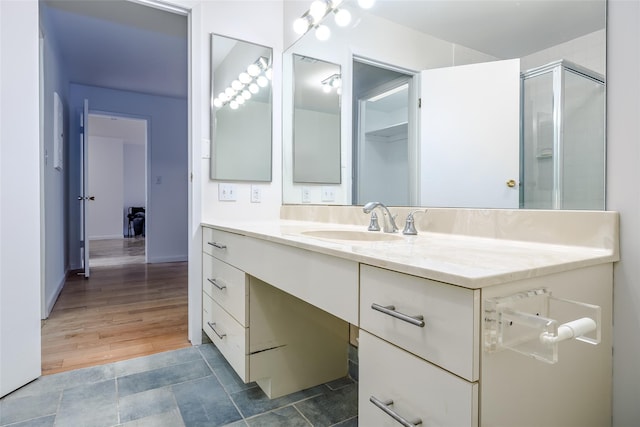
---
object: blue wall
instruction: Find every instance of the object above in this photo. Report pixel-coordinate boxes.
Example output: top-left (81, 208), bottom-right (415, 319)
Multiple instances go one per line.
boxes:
top-left (68, 84), bottom-right (188, 266)
top-left (40, 6), bottom-right (71, 317)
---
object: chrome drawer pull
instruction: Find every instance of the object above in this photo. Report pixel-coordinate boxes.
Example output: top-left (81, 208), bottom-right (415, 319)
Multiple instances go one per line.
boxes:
top-left (207, 241), bottom-right (227, 250)
top-left (371, 303), bottom-right (425, 327)
top-left (207, 322), bottom-right (226, 339)
top-left (370, 396), bottom-right (422, 427)
top-left (207, 278), bottom-right (227, 291)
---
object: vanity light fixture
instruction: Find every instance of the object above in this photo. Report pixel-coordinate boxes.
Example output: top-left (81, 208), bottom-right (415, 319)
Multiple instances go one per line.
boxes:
top-left (321, 73), bottom-right (342, 94)
top-left (213, 56), bottom-right (271, 110)
top-left (293, 0), bottom-right (362, 41)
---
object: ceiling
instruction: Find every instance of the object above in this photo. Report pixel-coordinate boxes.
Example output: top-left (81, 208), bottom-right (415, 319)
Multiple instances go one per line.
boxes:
top-left (42, 0), bottom-right (188, 98)
top-left (368, 0), bottom-right (605, 59)
top-left (89, 114), bottom-right (147, 144)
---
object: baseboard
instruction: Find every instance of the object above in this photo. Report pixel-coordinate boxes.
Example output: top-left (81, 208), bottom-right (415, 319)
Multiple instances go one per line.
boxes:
top-left (89, 234), bottom-right (124, 240)
top-left (43, 272), bottom-right (66, 319)
top-left (147, 254), bottom-right (188, 264)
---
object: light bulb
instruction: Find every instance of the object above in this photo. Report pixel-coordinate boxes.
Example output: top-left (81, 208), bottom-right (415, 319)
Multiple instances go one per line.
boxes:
top-left (265, 68), bottom-right (272, 80)
top-left (322, 84), bottom-right (332, 93)
top-left (247, 63), bottom-right (260, 77)
top-left (309, 0), bottom-right (328, 22)
top-left (225, 87), bottom-right (236, 97)
top-left (242, 90), bottom-right (252, 100)
top-left (334, 8), bottom-right (351, 27)
top-left (293, 16), bottom-right (310, 35)
top-left (257, 76), bottom-right (269, 88)
top-left (236, 96), bottom-right (245, 105)
top-left (337, 87), bottom-right (342, 95)
top-left (218, 92), bottom-right (228, 102)
top-left (230, 100), bottom-right (239, 110)
top-left (239, 72), bottom-right (251, 84)
top-left (315, 24), bottom-right (331, 41)
top-left (231, 80), bottom-right (243, 91)
top-left (249, 83), bottom-right (259, 94)
top-left (213, 98), bottom-right (222, 108)
top-left (331, 77), bottom-right (342, 88)
top-left (358, 0), bottom-right (375, 9)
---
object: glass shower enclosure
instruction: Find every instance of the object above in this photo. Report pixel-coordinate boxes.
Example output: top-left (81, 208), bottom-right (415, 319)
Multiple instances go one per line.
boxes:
top-left (520, 60), bottom-right (605, 210)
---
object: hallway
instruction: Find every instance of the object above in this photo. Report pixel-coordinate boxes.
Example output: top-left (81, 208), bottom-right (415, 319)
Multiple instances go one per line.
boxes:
top-left (41, 259), bottom-right (189, 375)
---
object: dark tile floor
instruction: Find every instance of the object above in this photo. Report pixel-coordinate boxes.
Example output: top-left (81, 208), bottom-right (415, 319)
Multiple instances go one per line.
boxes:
top-left (0, 344), bottom-right (358, 427)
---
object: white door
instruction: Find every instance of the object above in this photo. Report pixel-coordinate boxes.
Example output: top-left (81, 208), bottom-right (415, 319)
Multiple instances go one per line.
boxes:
top-left (79, 99), bottom-right (91, 278)
top-left (419, 59), bottom-right (521, 208)
top-left (0, 0), bottom-right (42, 398)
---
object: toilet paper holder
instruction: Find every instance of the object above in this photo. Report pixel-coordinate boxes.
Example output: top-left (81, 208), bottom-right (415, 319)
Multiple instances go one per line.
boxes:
top-left (484, 288), bottom-right (601, 364)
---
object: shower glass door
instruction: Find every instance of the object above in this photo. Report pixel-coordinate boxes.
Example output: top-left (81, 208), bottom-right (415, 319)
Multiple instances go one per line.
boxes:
top-left (521, 60), bottom-right (605, 210)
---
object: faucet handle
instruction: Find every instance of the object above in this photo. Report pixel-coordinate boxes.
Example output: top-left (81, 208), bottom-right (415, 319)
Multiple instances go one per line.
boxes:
top-left (402, 209), bottom-right (427, 235)
top-left (368, 212), bottom-right (381, 231)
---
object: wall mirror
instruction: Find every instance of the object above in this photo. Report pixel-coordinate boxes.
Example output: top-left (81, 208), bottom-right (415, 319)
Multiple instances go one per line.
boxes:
top-left (292, 54), bottom-right (341, 184)
top-left (210, 34), bottom-right (272, 182)
top-left (281, 0), bottom-right (606, 209)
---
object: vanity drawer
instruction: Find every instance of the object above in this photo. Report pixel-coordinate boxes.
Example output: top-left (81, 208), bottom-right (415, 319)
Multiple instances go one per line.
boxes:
top-left (202, 226), bottom-right (245, 267)
top-left (359, 330), bottom-right (478, 427)
top-left (360, 264), bottom-right (479, 381)
top-left (202, 253), bottom-right (248, 326)
top-left (202, 293), bottom-right (248, 381)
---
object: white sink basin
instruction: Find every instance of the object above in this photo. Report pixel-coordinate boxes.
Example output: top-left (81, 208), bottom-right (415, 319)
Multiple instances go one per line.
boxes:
top-left (301, 230), bottom-right (404, 242)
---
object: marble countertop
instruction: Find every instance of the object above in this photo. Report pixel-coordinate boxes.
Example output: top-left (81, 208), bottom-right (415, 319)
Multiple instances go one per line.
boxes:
top-left (201, 219), bottom-right (618, 289)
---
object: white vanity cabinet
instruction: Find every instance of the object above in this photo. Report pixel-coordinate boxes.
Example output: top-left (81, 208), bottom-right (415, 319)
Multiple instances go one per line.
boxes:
top-left (201, 226), bottom-right (351, 399)
top-left (201, 214), bottom-right (615, 426)
top-left (358, 263), bottom-right (613, 427)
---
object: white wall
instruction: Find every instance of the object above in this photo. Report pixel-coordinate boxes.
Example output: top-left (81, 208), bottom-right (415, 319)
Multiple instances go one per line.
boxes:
top-left (123, 142), bottom-right (146, 225)
top-left (199, 1), bottom-right (284, 223)
top-left (521, 29), bottom-right (606, 75)
top-left (607, 1), bottom-right (640, 425)
top-left (0, 0), bottom-right (42, 396)
top-left (87, 136), bottom-right (124, 239)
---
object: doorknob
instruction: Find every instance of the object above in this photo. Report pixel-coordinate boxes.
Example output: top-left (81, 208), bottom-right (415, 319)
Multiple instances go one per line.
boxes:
top-left (506, 179), bottom-right (517, 188)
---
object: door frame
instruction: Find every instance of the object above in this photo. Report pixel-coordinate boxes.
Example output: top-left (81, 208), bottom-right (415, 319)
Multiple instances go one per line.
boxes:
top-left (87, 111), bottom-right (149, 263)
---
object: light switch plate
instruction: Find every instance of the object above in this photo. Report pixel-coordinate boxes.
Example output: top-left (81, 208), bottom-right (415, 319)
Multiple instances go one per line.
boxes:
top-left (218, 183), bottom-right (237, 201)
top-left (321, 186), bottom-right (336, 202)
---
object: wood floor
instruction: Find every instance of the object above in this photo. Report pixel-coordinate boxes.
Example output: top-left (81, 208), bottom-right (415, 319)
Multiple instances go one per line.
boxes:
top-left (41, 239), bottom-right (190, 375)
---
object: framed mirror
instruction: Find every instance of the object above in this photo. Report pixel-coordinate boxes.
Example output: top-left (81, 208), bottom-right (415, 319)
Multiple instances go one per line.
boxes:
top-left (292, 54), bottom-right (341, 184)
top-left (210, 34), bottom-right (273, 182)
top-left (281, 0), bottom-right (606, 209)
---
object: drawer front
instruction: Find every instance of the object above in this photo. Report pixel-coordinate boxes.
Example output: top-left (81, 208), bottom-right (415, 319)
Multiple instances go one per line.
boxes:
top-left (202, 253), bottom-right (248, 326)
top-left (360, 264), bottom-right (479, 381)
top-left (359, 330), bottom-right (478, 427)
top-left (202, 227), bottom-right (245, 266)
top-left (202, 293), bottom-right (248, 381)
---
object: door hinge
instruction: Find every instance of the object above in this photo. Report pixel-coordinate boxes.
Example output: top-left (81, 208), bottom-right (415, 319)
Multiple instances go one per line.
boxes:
top-left (418, 98), bottom-right (422, 108)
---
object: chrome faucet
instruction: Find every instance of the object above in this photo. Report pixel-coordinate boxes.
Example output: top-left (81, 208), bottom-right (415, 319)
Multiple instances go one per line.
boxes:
top-left (363, 202), bottom-right (399, 233)
top-left (402, 209), bottom-right (427, 235)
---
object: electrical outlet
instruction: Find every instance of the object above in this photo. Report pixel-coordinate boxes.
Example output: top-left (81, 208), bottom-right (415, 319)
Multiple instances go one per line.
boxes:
top-left (218, 183), bottom-right (237, 201)
top-left (301, 187), bottom-right (311, 203)
top-left (321, 186), bottom-right (336, 202)
top-left (250, 185), bottom-right (261, 203)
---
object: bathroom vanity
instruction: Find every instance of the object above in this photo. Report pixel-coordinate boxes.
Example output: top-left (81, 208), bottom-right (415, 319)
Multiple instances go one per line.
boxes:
top-left (201, 207), bottom-right (618, 426)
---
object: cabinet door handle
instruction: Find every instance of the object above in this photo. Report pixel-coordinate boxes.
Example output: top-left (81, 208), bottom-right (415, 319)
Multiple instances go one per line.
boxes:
top-left (371, 303), bottom-right (425, 327)
top-left (207, 278), bottom-right (227, 291)
top-left (207, 241), bottom-right (227, 250)
top-left (207, 322), bottom-right (226, 339)
top-left (369, 396), bottom-right (422, 427)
